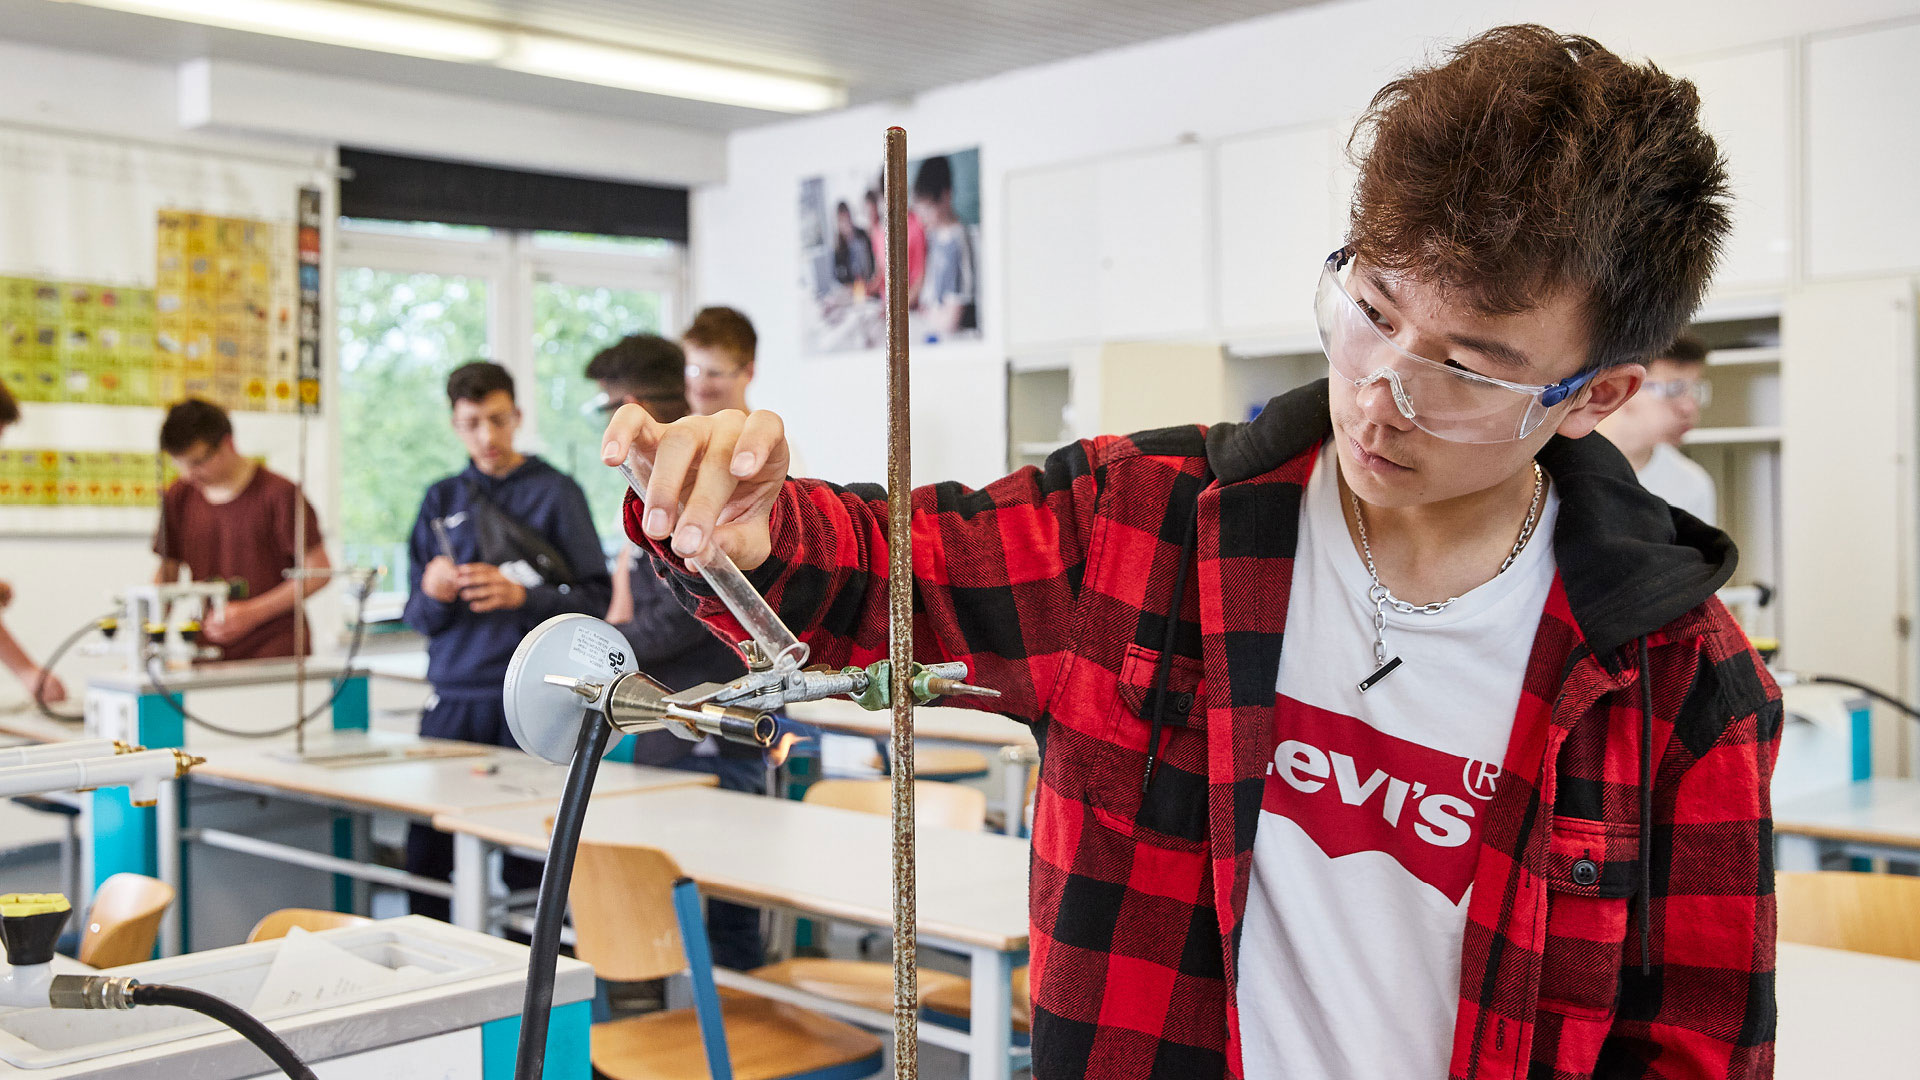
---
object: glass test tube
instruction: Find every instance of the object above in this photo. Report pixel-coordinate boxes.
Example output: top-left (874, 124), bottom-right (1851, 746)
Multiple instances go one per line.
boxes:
top-left (620, 452), bottom-right (807, 670)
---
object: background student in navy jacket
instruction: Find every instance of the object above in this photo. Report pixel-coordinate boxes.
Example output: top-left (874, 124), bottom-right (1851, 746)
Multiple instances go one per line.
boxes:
top-left (402, 360), bottom-right (611, 919)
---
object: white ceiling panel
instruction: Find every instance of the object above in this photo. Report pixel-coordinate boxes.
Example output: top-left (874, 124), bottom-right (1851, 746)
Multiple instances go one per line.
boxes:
top-left (0, 0), bottom-right (1331, 129)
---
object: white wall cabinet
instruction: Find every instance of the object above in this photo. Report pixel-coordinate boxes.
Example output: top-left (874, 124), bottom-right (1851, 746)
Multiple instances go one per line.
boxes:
top-left (1668, 44), bottom-right (1793, 290)
top-left (1097, 146), bottom-right (1210, 340)
top-left (1780, 277), bottom-right (1917, 775)
top-left (1807, 22), bottom-right (1920, 279)
top-left (1005, 144), bottom-right (1209, 349)
top-left (1005, 165), bottom-right (1100, 347)
top-left (1213, 123), bottom-right (1343, 337)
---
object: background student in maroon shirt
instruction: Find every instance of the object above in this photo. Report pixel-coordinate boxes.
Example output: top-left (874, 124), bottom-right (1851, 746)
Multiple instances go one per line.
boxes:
top-left (152, 398), bottom-right (329, 661)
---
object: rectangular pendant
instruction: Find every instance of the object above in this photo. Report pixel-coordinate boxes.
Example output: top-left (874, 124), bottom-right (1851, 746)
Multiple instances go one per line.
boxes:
top-left (1358, 656), bottom-right (1402, 693)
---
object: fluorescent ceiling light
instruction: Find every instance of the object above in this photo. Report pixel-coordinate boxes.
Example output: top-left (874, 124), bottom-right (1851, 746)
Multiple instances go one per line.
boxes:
top-left (55, 0), bottom-right (847, 113)
top-left (62, 0), bottom-right (508, 62)
top-left (503, 37), bottom-right (844, 114)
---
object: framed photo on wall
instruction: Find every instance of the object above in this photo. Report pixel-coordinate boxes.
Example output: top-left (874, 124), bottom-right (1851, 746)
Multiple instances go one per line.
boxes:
top-left (799, 147), bottom-right (980, 354)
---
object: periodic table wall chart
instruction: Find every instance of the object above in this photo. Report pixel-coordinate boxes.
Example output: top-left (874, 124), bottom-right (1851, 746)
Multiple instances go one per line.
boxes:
top-left (0, 124), bottom-right (330, 535)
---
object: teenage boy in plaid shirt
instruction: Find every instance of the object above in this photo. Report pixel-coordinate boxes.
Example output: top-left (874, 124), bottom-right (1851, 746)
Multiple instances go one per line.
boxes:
top-left (603, 25), bottom-right (1779, 1080)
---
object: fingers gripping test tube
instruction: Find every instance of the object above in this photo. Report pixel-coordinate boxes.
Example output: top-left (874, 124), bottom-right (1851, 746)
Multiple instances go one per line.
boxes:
top-left (619, 452), bottom-right (809, 671)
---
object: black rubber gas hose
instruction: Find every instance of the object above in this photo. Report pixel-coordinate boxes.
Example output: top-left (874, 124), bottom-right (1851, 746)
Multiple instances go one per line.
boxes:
top-left (1806, 674), bottom-right (1920, 722)
top-left (515, 708), bottom-right (610, 1080)
top-left (32, 613), bottom-right (114, 722)
top-left (129, 983), bottom-right (316, 1080)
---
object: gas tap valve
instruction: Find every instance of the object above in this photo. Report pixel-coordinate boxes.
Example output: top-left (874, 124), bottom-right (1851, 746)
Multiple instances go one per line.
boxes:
top-left (843, 659), bottom-right (1000, 711)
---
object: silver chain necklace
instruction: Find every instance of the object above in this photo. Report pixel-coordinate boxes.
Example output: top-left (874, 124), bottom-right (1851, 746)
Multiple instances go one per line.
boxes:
top-left (1352, 461), bottom-right (1545, 693)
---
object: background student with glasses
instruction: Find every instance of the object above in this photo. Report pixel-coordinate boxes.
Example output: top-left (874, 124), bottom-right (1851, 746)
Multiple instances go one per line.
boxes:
top-left (679, 304), bottom-right (806, 475)
top-left (1595, 333), bottom-right (1718, 525)
top-left (586, 333), bottom-right (766, 972)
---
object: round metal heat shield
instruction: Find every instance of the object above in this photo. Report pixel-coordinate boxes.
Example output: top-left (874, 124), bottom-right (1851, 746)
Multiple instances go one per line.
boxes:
top-left (503, 614), bottom-right (639, 765)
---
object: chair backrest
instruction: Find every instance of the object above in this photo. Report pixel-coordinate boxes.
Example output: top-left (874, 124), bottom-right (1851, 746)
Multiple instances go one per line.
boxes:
top-left (246, 908), bottom-right (372, 943)
top-left (804, 778), bottom-right (987, 831)
top-left (79, 873), bottom-right (174, 968)
top-left (569, 841), bottom-right (689, 982)
top-left (1777, 870), bottom-right (1920, 962)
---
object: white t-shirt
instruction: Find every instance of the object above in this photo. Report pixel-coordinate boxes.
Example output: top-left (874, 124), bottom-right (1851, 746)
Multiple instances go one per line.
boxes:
top-left (1236, 441), bottom-right (1560, 1080)
top-left (1636, 442), bottom-right (1716, 526)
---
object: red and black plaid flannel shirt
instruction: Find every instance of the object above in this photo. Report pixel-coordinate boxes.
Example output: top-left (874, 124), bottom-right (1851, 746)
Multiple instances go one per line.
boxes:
top-left (630, 381), bottom-right (1781, 1079)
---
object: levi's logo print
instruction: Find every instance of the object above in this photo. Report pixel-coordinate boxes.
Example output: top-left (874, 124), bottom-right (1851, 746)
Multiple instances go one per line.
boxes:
top-left (1265, 695), bottom-right (1498, 904)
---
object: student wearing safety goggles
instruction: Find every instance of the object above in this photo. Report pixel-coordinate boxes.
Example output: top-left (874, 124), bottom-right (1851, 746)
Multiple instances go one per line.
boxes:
top-left (1596, 334), bottom-right (1717, 524)
top-left (604, 25), bottom-right (1775, 1080)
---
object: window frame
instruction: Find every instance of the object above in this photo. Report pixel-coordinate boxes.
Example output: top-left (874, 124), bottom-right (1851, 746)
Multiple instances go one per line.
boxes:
top-left (335, 224), bottom-right (686, 448)
top-left (334, 221), bottom-right (685, 601)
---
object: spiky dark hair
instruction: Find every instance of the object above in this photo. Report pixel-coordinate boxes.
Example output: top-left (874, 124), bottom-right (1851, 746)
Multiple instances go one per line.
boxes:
top-left (1348, 25), bottom-right (1732, 371)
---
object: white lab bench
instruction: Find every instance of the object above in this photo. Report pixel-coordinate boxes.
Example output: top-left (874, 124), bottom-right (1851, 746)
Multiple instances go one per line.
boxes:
top-left (77, 657), bottom-right (377, 932)
top-left (0, 916), bottom-right (591, 1080)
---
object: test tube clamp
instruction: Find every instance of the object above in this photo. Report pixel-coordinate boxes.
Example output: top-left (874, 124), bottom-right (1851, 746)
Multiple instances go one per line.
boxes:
top-left (502, 615), bottom-right (996, 767)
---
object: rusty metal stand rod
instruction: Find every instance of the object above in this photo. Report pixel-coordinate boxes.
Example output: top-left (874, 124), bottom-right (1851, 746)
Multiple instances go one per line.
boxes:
top-left (293, 407), bottom-right (308, 754)
top-left (883, 124), bottom-right (919, 1077)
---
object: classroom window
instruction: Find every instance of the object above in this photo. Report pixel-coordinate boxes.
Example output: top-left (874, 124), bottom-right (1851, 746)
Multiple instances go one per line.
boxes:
top-left (531, 281), bottom-right (666, 528)
top-left (335, 268), bottom-right (488, 592)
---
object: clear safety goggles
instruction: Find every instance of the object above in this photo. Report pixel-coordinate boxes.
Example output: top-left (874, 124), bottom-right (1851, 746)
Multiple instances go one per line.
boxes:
top-left (1316, 247), bottom-right (1596, 444)
top-left (1642, 376), bottom-right (1711, 407)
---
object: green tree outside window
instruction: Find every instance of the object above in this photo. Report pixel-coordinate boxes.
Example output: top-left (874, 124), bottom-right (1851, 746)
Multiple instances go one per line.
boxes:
top-left (335, 269), bottom-right (489, 592)
top-left (530, 282), bottom-right (664, 546)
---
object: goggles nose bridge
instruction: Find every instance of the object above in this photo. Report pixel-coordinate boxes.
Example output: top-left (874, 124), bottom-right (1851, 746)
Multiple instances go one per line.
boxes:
top-left (1351, 366), bottom-right (1418, 421)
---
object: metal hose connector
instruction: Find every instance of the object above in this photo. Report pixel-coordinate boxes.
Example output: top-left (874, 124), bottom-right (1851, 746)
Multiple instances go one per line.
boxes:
top-left (49, 974), bottom-right (138, 1010)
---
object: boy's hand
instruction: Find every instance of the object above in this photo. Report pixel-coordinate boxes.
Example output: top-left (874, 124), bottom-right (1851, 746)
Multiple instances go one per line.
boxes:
top-left (203, 598), bottom-right (262, 645)
top-left (28, 668), bottom-right (65, 704)
top-left (420, 556), bottom-right (461, 603)
top-left (600, 405), bottom-right (790, 572)
top-left (458, 563), bottom-right (527, 613)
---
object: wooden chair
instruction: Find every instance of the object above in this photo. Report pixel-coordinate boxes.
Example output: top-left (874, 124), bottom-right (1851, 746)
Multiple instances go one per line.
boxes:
top-left (922, 966), bottom-right (1032, 1035)
top-left (984, 758), bottom-right (1040, 836)
top-left (1777, 870), bottom-right (1920, 961)
top-left (78, 873), bottom-right (174, 969)
top-left (749, 781), bottom-right (978, 1013)
top-left (246, 908), bottom-right (373, 943)
top-left (866, 744), bottom-right (992, 782)
top-left (570, 840), bottom-right (884, 1080)
top-left (800, 778), bottom-right (988, 831)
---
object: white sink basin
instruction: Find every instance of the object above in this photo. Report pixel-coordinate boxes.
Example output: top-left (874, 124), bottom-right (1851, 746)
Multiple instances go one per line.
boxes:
top-left (0, 917), bottom-right (521, 1070)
